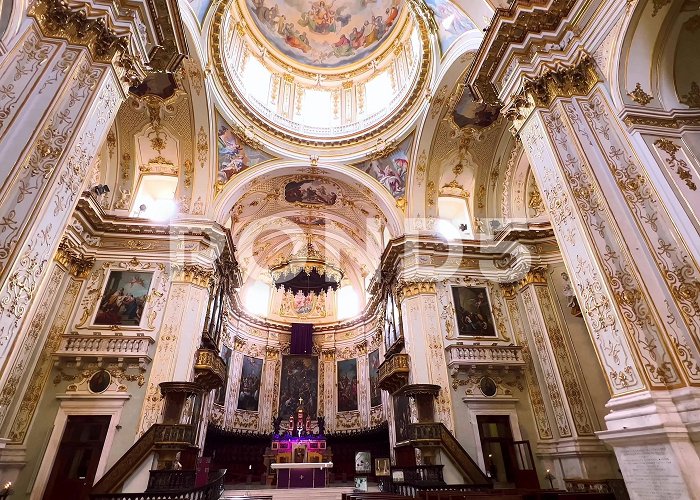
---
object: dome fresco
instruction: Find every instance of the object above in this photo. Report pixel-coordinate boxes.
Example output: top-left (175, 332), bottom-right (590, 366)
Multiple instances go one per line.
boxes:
top-left (246, 0), bottom-right (403, 68)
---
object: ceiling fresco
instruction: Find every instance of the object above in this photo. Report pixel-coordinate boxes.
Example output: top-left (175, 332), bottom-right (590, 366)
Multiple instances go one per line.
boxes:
top-left (425, 0), bottom-right (476, 55)
top-left (353, 133), bottom-right (413, 199)
top-left (246, 0), bottom-right (403, 68)
top-left (216, 112), bottom-right (274, 190)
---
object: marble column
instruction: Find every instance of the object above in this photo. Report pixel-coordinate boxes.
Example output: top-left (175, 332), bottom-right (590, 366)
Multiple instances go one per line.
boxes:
top-left (258, 346), bottom-right (280, 434)
top-left (512, 55), bottom-right (700, 499)
top-left (321, 348), bottom-right (336, 433)
top-left (398, 280), bottom-right (454, 431)
top-left (135, 266), bottom-right (212, 437)
top-left (0, 3), bottom-right (146, 417)
top-left (517, 269), bottom-right (613, 481)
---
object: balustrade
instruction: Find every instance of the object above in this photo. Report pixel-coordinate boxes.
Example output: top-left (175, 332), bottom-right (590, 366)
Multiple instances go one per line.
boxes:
top-left (446, 344), bottom-right (525, 367)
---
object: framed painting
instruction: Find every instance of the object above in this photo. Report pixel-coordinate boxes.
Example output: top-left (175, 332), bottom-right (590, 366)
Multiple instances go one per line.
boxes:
top-left (368, 349), bottom-right (382, 407)
top-left (355, 451), bottom-right (371, 474)
top-left (216, 345), bottom-right (233, 406)
top-left (94, 271), bottom-right (154, 326)
top-left (237, 355), bottom-right (263, 411)
top-left (451, 286), bottom-right (497, 337)
top-left (337, 358), bottom-right (358, 412)
top-left (278, 355), bottom-right (318, 420)
top-left (394, 395), bottom-right (411, 443)
top-left (375, 458), bottom-right (390, 477)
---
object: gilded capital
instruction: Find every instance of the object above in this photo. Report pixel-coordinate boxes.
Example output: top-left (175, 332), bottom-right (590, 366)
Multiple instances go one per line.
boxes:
top-left (519, 267), bottom-right (548, 289)
top-left (523, 56), bottom-right (600, 108)
top-left (265, 345), bottom-right (280, 360)
top-left (397, 280), bottom-right (437, 302)
top-left (500, 283), bottom-right (519, 300)
top-left (54, 242), bottom-right (95, 278)
top-left (172, 264), bottom-right (215, 288)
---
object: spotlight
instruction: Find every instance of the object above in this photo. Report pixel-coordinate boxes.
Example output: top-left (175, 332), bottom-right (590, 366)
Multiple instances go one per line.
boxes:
top-left (92, 184), bottom-right (111, 196)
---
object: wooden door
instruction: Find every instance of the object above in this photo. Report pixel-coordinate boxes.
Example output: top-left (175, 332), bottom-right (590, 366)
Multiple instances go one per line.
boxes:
top-left (42, 415), bottom-right (111, 500)
top-left (477, 415), bottom-right (516, 486)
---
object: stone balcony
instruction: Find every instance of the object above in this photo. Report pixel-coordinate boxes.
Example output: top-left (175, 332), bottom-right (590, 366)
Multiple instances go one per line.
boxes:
top-left (377, 353), bottom-right (410, 394)
top-left (446, 344), bottom-right (525, 369)
top-left (193, 348), bottom-right (227, 390)
top-left (53, 333), bottom-right (154, 369)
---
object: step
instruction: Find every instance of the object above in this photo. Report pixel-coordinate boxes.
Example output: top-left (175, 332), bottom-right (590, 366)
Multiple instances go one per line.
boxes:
top-left (223, 486), bottom-right (376, 500)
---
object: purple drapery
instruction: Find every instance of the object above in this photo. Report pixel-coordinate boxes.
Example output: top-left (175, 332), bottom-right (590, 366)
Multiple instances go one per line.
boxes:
top-left (291, 323), bottom-right (313, 355)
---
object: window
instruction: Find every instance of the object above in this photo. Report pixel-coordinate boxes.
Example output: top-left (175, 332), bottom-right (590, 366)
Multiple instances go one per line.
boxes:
top-left (243, 280), bottom-right (270, 316)
top-left (337, 285), bottom-right (359, 319)
top-left (130, 175), bottom-right (178, 221)
top-left (438, 195), bottom-right (471, 239)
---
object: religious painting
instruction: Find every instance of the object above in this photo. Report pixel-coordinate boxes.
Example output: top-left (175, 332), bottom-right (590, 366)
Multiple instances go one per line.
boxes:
top-left (368, 349), bottom-right (382, 407)
top-left (337, 358), bottom-right (359, 412)
top-left (286, 215), bottom-right (326, 226)
top-left (375, 458), bottom-right (390, 476)
top-left (88, 370), bottom-right (111, 394)
top-left (452, 89), bottom-right (501, 130)
top-left (284, 179), bottom-right (339, 205)
top-left (280, 290), bottom-right (327, 319)
top-left (278, 355), bottom-right (318, 420)
top-left (451, 286), bottom-right (497, 337)
top-left (237, 355), bottom-right (264, 411)
top-left (245, 0), bottom-right (403, 68)
top-left (216, 113), bottom-right (272, 186)
top-left (355, 451), bottom-right (371, 474)
top-left (353, 134), bottom-right (412, 199)
top-left (424, 0), bottom-right (476, 54)
top-left (94, 271), bottom-right (154, 326)
top-left (393, 394), bottom-right (410, 443)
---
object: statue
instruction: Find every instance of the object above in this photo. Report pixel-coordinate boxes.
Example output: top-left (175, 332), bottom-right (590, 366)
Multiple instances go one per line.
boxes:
top-left (317, 416), bottom-right (325, 436)
top-left (272, 415), bottom-right (282, 435)
top-left (561, 272), bottom-right (582, 317)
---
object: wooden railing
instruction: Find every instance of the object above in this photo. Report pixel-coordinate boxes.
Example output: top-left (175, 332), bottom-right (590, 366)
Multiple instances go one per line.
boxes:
top-left (408, 422), bottom-right (490, 486)
top-left (377, 353), bottom-right (410, 393)
top-left (92, 424), bottom-right (196, 494)
top-left (146, 470), bottom-right (196, 492)
top-left (91, 469), bottom-right (226, 500)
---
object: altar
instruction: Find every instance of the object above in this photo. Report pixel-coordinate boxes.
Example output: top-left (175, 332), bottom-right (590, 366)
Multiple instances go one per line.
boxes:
top-left (271, 462), bottom-right (333, 488)
top-left (266, 399), bottom-right (333, 488)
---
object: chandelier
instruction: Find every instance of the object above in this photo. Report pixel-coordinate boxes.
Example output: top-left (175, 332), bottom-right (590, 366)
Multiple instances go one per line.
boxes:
top-left (270, 237), bottom-right (343, 296)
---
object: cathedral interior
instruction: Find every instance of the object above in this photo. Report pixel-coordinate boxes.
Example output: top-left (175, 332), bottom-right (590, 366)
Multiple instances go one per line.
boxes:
top-left (0, 0), bottom-right (699, 499)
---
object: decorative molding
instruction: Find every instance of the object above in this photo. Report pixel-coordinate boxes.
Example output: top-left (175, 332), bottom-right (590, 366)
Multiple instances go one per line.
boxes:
top-left (523, 56), bottom-right (600, 109)
top-left (627, 83), bottom-right (653, 106)
top-left (680, 81), bottom-right (700, 109)
top-left (54, 241), bottom-right (95, 278)
top-left (397, 280), bottom-right (437, 301)
top-left (172, 264), bottom-right (215, 288)
top-left (654, 139), bottom-right (697, 191)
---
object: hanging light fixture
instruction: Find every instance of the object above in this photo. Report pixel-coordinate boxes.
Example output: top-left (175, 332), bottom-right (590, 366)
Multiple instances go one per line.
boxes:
top-left (269, 236), bottom-right (343, 296)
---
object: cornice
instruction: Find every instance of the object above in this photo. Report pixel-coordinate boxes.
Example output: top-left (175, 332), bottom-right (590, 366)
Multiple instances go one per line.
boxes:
top-left (70, 194), bottom-right (230, 265)
top-left (466, 0), bottom-right (580, 105)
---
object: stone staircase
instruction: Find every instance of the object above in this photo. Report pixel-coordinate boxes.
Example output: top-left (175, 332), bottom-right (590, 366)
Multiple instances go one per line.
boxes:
top-left (223, 486), bottom-right (373, 500)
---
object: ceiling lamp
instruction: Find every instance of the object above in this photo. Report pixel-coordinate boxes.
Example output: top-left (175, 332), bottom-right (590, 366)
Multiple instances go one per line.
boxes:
top-left (270, 237), bottom-right (343, 296)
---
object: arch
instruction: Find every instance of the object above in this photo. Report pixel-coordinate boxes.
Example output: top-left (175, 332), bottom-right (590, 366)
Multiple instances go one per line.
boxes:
top-left (614, 0), bottom-right (700, 111)
top-left (211, 159), bottom-right (405, 236)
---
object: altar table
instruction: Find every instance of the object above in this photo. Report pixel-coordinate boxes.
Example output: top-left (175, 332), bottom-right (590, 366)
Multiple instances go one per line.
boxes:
top-left (271, 462), bottom-right (333, 488)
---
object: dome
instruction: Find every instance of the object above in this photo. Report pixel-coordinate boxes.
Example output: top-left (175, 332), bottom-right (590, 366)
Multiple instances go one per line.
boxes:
top-left (243, 0), bottom-right (406, 70)
top-left (212, 0), bottom-right (430, 146)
